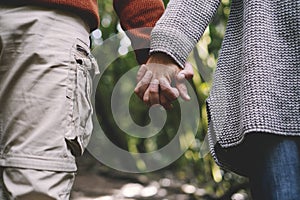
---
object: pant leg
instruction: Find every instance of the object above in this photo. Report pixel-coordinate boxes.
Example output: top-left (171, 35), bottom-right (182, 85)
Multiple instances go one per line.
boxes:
top-left (0, 5), bottom-right (99, 199)
top-left (0, 4), bottom-right (98, 171)
top-left (248, 136), bottom-right (300, 200)
top-left (0, 167), bottom-right (75, 200)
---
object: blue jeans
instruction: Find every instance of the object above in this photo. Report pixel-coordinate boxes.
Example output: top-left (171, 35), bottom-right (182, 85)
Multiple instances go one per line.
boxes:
top-left (248, 135), bottom-right (300, 200)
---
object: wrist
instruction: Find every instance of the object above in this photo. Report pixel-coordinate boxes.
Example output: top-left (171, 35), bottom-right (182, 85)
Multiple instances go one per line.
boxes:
top-left (147, 52), bottom-right (179, 67)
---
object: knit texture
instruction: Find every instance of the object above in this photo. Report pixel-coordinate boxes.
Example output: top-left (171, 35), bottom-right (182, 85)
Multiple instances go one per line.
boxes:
top-left (114, 0), bottom-right (165, 64)
top-left (151, 0), bottom-right (220, 68)
top-left (150, 0), bottom-right (300, 171)
top-left (0, 0), bottom-right (99, 31)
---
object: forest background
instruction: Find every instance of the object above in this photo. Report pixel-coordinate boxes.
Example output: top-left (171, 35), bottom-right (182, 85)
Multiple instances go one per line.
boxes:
top-left (73, 0), bottom-right (251, 199)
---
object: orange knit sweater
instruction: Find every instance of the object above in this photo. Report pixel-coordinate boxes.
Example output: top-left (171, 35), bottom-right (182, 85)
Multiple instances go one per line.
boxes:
top-left (1, 0), bottom-right (99, 31)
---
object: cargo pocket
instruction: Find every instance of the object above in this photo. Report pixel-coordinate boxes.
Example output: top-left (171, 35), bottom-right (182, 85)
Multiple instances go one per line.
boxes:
top-left (65, 38), bottom-right (99, 157)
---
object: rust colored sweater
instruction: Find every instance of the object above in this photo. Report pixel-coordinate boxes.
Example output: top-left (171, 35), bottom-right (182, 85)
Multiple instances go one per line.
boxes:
top-left (1, 0), bottom-right (164, 63)
top-left (1, 0), bottom-right (99, 31)
top-left (114, 0), bottom-right (165, 64)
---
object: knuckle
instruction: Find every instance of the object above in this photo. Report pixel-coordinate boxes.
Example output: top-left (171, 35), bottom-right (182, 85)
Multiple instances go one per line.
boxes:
top-left (149, 88), bottom-right (158, 94)
top-left (140, 80), bottom-right (149, 86)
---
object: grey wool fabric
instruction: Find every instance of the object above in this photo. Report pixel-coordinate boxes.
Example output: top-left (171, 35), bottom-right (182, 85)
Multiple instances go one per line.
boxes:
top-left (150, 0), bottom-right (300, 168)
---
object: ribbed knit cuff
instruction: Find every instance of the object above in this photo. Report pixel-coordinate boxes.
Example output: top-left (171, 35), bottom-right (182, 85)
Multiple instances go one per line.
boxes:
top-left (150, 26), bottom-right (196, 68)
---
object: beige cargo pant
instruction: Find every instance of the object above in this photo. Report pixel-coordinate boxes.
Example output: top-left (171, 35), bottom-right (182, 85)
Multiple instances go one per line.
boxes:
top-left (0, 5), bottom-right (99, 199)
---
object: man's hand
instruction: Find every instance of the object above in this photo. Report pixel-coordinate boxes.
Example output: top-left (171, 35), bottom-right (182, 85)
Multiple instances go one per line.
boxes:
top-left (134, 53), bottom-right (194, 109)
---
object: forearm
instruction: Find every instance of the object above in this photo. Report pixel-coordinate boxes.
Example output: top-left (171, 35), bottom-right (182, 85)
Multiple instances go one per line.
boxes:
top-left (150, 0), bottom-right (221, 68)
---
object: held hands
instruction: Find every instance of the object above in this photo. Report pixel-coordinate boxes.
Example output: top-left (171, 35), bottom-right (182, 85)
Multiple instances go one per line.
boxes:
top-left (134, 53), bottom-right (194, 109)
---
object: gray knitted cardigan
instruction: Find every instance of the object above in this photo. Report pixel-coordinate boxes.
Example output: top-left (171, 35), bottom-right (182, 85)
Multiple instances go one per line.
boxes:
top-left (150, 0), bottom-right (300, 169)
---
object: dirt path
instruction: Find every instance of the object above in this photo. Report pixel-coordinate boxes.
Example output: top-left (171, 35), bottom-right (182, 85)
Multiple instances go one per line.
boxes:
top-left (71, 152), bottom-right (250, 200)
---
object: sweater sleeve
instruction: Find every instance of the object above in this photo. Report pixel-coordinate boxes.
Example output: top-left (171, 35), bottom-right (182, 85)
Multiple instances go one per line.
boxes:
top-left (150, 0), bottom-right (220, 68)
top-left (113, 0), bottom-right (165, 64)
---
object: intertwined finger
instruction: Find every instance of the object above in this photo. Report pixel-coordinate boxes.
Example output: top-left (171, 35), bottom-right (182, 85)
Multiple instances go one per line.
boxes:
top-left (136, 64), bottom-right (147, 82)
top-left (149, 79), bottom-right (160, 105)
top-left (160, 94), bottom-right (173, 110)
top-left (175, 62), bottom-right (194, 101)
top-left (181, 62), bottom-right (194, 79)
top-left (176, 73), bottom-right (190, 101)
top-left (159, 78), bottom-right (179, 101)
top-left (134, 70), bottom-right (153, 100)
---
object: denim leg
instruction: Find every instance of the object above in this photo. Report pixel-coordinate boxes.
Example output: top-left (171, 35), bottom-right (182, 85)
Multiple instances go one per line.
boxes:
top-left (249, 137), bottom-right (300, 200)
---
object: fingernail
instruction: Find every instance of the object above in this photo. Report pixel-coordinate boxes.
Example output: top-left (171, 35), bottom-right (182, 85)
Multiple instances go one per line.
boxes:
top-left (185, 95), bottom-right (191, 101)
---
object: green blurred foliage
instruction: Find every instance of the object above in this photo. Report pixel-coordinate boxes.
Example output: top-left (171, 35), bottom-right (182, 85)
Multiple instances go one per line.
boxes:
top-left (90, 0), bottom-right (249, 198)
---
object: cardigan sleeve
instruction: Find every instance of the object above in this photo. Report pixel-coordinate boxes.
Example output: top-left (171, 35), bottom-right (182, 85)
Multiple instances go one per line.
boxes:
top-left (113, 0), bottom-right (165, 64)
top-left (150, 0), bottom-right (221, 68)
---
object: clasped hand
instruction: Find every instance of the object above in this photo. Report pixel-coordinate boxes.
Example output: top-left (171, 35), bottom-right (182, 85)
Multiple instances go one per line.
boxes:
top-left (134, 53), bottom-right (194, 109)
